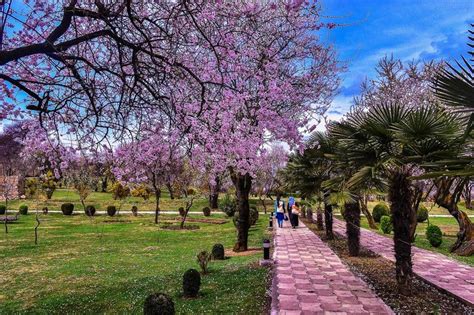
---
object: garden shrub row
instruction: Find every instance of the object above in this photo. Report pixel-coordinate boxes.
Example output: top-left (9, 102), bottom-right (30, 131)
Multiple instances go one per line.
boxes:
top-left (372, 203), bottom-right (389, 222)
top-left (19, 204), bottom-right (28, 215)
top-left (145, 242), bottom-right (227, 313)
top-left (232, 206), bottom-right (259, 228)
top-left (374, 204), bottom-right (441, 248)
top-left (426, 225), bottom-right (442, 247)
top-left (380, 215), bottom-right (392, 234)
top-left (373, 203), bottom-right (429, 223)
top-left (416, 205), bottom-right (429, 222)
top-left (8, 203), bottom-right (243, 219)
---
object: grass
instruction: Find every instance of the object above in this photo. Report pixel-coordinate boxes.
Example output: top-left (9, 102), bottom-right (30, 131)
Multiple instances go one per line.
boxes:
top-left (1, 188), bottom-right (274, 214)
top-left (0, 212), bottom-right (271, 313)
top-left (366, 200), bottom-right (474, 216)
top-left (349, 215), bottom-right (474, 266)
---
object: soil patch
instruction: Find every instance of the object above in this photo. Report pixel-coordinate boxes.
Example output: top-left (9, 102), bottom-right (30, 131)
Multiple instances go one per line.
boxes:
top-left (225, 248), bottom-right (261, 257)
top-left (176, 217), bottom-right (229, 224)
top-left (303, 218), bottom-right (473, 314)
top-left (0, 216), bottom-right (19, 222)
top-left (143, 246), bottom-right (160, 251)
top-left (160, 224), bottom-right (200, 230)
top-left (103, 219), bottom-right (132, 223)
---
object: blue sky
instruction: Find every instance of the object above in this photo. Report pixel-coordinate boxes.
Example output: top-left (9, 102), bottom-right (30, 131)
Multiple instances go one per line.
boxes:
top-left (319, 0), bottom-right (474, 123)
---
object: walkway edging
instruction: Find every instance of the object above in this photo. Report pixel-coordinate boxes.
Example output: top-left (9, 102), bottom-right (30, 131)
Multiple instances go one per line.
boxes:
top-left (331, 217), bottom-right (474, 308)
top-left (271, 219), bottom-right (393, 314)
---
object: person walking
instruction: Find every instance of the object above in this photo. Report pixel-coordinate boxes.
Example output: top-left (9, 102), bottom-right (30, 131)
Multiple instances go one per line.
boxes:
top-left (287, 196), bottom-right (295, 219)
top-left (276, 200), bottom-right (286, 228)
top-left (291, 202), bottom-right (301, 229)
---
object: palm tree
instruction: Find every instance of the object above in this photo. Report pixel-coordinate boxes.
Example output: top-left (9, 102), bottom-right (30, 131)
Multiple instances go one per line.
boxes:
top-left (322, 120), bottom-right (366, 257)
top-left (433, 23), bottom-right (474, 137)
top-left (429, 24), bottom-right (474, 255)
top-left (341, 104), bottom-right (461, 294)
top-left (284, 131), bottom-right (338, 239)
top-left (328, 110), bottom-right (382, 230)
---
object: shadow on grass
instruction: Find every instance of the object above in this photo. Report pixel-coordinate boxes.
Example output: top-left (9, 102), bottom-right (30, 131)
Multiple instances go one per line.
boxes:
top-left (10, 263), bottom-right (269, 314)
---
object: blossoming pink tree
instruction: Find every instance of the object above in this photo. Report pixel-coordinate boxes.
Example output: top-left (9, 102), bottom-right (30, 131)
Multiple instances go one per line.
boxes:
top-left (183, 2), bottom-right (340, 251)
top-left (2, 1), bottom-right (340, 251)
top-left (252, 145), bottom-right (288, 214)
top-left (113, 127), bottom-right (182, 224)
top-left (354, 56), bottom-right (473, 254)
top-left (0, 1), bottom-right (223, 145)
top-left (19, 120), bottom-right (76, 181)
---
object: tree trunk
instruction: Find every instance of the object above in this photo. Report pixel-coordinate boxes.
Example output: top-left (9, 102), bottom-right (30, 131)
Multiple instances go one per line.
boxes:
top-left (435, 181), bottom-right (474, 255)
top-left (4, 199), bottom-right (8, 234)
top-left (410, 185), bottom-right (425, 242)
top-left (209, 177), bottom-right (220, 209)
top-left (34, 209), bottom-right (40, 245)
top-left (324, 202), bottom-right (334, 240)
top-left (180, 210), bottom-right (188, 229)
top-left (435, 178), bottom-right (474, 256)
top-left (166, 183), bottom-right (174, 200)
top-left (463, 183), bottom-right (472, 210)
top-left (316, 207), bottom-right (324, 230)
top-left (180, 198), bottom-right (193, 229)
top-left (154, 189), bottom-right (161, 224)
top-left (101, 177), bottom-right (108, 193)
top-left (46, 188), bottom-right (54, 200)
top-left (209, 193), bottom-right (219, 209)
top-left (259, 195), bottom-right (267, 214)
top-left (344, 201), bottom-right (360, 256)
top-left (389, 169), bottom-right (414, 294)
top-left (231, 172), bottom-right (252, 252)
top-left (360, 194), bottom-right (377, 229)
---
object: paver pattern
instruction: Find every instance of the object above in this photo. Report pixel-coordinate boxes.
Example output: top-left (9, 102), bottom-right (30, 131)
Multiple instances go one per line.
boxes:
top-left (332, 218), bottom-right (474, 307)
top-left (271, 220), bottom-right (392, 314)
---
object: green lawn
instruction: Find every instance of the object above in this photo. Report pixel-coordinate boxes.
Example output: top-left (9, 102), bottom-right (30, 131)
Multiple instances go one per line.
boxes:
top-left (1, 188), bottom-right (274, 214)
top-left (0, 212), bottom-right (270, 313)
top-left (350, 215), bottom-right (474, 266)
top-left (366, 200), bottom-right (474, 216)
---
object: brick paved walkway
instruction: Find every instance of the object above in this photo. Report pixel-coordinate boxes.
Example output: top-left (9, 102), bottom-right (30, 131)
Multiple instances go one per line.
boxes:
top-left (332, 218), bottom-right (474, 307)
top-left (271, 221), bottom-right (393, 314)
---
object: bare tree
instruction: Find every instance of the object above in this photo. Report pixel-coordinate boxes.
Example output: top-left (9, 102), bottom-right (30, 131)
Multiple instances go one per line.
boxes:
top-left (67, 159), bottom-right (98, 212)
top-left (0, 166), bottom-right (17, 233)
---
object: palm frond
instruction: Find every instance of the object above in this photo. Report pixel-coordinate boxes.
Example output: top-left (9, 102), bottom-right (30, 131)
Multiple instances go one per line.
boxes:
top-left (433, 24), bottom-right (474, 134)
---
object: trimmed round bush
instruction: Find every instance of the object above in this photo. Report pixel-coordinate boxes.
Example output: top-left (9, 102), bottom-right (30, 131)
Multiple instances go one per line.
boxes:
top-left (219, 194), bottom-right (237, 217)
top-left (182, 268), bottom-right (201, 297)
top-left (380, 215), bottom-right (392, 234)
top-left (249, 207), bottom-right (259, 226)
top-left (107, 205), bottom-right (117, 217)
top-left (85, 205), bottom-right (96, 216)
top-left (426, 225), bottom-right (442, 247)
top-left (143, 292), bottom-right (175, 315)
top-left (61, 203), bottom-right (74, 215)
top-left (232, 211), bottom-right (240, 228)
top-left (202, 207), bottom-right (211, 217)
top-left (131, 206), bottom-right (138, 216)
top-left (211, 243), bottom-right (225, 260)
top-left (417, 205), bottom-right (429, 223)
top-left (0, 205), bottom-right (6, 215)
top-left (178, 207), bottom-right (185, 217)
top-left (19, 204), bottom-right (28, 215)
top-left (372, 203), bottom-right (390, 223)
